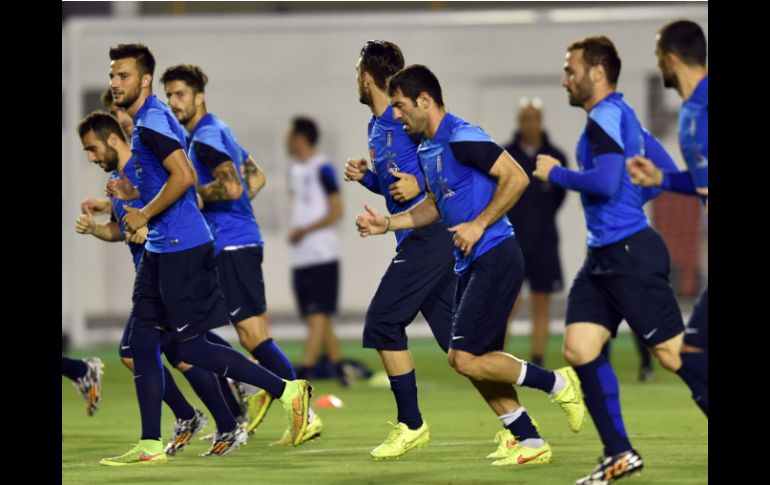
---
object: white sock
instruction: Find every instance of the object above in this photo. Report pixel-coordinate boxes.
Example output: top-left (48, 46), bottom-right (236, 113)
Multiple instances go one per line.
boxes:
top-left (516, 362), bottom-right (528, 386)
top-left (549, 371), bottom-right (566, 396)
top-left (499, 407), bottom-right (525, 427)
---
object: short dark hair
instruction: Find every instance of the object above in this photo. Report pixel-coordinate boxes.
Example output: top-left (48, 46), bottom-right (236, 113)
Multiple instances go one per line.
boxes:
top-left (109, 43), bottom-right (156, 77)
top-left (78, 111), bottom-right (128, 143)
top-left (658, 20), bottom-right (707, 66)
top-left (360, 40), bottom-right (405, 91)
top-left (568, 36), bottom-right (622, 85)
top-left (387, 64), bottom-right (444, 107)
top-left (160, 64), bottom-right (209, 93)
top-left (100, 87), bottom-right (114, 109)
top-left (291, 117), bottom-right (319, 146)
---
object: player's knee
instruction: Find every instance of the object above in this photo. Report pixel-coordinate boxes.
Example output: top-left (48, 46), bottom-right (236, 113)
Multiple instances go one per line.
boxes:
top-left (120, 357), bottom-right (134, 371)
top-left (563, 341), bottom-right (592, 366)
top-left (654, 347), bottom-right (681, 372)
top-left (448, 352), bottom-right (477, 378)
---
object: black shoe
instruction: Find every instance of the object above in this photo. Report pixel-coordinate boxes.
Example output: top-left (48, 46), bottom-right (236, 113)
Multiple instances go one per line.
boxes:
top-left (576, 449), bottom-right (643, 484)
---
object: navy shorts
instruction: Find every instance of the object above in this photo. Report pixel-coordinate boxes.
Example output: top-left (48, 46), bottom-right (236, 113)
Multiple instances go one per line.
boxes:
top-left (215, 245), bottom-right (267, 325)
top-left (130, 242), bottom-right (229, 343)
top-left (451, 236), bottom-right (524, 355)
top-left (522, 242), bottom-right (564, 294)
top-left (292, 261), bottom-right (339, 316)
top-left (363, 223), bottom-right (455, 353)
top-left (684, 283), bottom-right (708, 349)
top-left (565, 227), bottom-right (684, 347)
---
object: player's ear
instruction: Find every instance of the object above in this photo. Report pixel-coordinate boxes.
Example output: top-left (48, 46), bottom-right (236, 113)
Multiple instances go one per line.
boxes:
top-left (589, 65), bottom-right (603, 84)
top-left (195, 91), bottom-right (205, 107)
top-left (417, 93), bottom-right (429, 110)
top-left (107, 132), bottom-right (119, 148)
top-left (141, 73), bottom-right (152, 89)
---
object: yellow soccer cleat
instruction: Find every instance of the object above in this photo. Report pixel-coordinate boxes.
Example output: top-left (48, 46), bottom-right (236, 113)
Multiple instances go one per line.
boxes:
top-left (491, 440), bottom-right (552, 466)
top-left (245, 389), bottom-right (274, 435)
top-left (551, 367), bottom-right (587, 433)
top-left (370, 421), bottom-right (430, 460)
top-left (99, 440), bottom-right (168, 467)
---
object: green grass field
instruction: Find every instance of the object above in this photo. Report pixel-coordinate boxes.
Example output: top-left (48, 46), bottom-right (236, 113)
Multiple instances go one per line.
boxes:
top-left (62, 333), bottom-right (707, 484)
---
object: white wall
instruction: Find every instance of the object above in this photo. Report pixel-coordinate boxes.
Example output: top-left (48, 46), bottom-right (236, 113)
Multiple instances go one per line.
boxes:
top-left (62, 5), bottom-right (708, 341)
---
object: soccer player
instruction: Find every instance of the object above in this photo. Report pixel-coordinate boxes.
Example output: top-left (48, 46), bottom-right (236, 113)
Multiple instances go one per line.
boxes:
top-left (61, 356), bottom-right (103, 416)
top-left (286, 117), bottom-right (346, 384)
top-left (626, 19), bottom-right (708, 398)
top-left (531, 36), bottom-right (706, 483)
top-left (76, 111), bottom-right (253, 457)
top-left (161, 63), bottom-right (323, 446)
top-left (356, 64), bottom-right (587, 467)
top-left (344, 40), bottom-right (456, 459)
top-left (98, 44), bottom-right (310, 466)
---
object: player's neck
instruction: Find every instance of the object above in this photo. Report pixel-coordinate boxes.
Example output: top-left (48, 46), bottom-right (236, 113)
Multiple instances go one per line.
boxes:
top-left (426, 108), bottom-right (447, 139)
top-left (369, 89), bottom-right (390, 117)
top-left (116, 144), bottom-right (132, 171)
top-left (296, 147), bottom-right (316, 163)
top-left (126, 89), bottom-right (151, 118)
top-left (584, 87), bottom-right (614, 112)
top-left (186, 108), bottom-right (207, 133)
top-left (676, 67), bottom-right (708, 101)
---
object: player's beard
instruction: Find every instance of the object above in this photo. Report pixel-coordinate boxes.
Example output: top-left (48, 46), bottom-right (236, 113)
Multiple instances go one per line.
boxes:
top-left (114, 83), bottom-right (141, 110)
top-left (568, 78), bottom-right (592, 107)
top-left (174, 105), bottom-right (196, 126)
top-left (358, 81), bottom-right (372, 107)
top-left (99, 145), bottom-right (120, 173)
top-left (662, 70), bottom-right (678, 90)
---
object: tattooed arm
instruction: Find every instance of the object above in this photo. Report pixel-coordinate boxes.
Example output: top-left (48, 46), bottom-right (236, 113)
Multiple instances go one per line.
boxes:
top-left (197, 161), bottom-right (244, 202)
top-left (242, 156), bottom-right (266, 200)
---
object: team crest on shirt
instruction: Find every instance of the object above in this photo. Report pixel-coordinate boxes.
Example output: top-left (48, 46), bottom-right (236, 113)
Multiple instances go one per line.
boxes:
top-left (386, 130), bottom-right (393, 147)
top-left (438, 176), bottom-right (455, 198)
top-left (436, 154), bottom-right (443, 173)
top-left (369, 147), bottom-right (376, 173)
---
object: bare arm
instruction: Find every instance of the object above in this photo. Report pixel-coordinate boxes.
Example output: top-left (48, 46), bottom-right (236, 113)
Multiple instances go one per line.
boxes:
top-left (197, 161), bottom-right (243, 202)
top-left (355, 196), bottom-right (440, 237)
top-left (289, 193), bottom-right (343, 243)
top-left (242, 156), bottom-right (266, 200)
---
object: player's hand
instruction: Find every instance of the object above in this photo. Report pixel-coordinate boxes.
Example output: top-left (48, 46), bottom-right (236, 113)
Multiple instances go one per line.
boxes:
top-left (122, 206), bottom-right (149, 233)
top-left (80, 197), bottom-right (111, 216)
top-left (126, 225), bottom-right (148, 244)
top-left (448, 220), bottom-right (484, 257)
top-left (106, 174), bottom-right (140, 201)
top-left (388, 170), bottom-right (421, 203)
top-left (355, 204), bottom-right (388, 237)
top-left (344, 158), bottom-right (368, 182)
top-left (288, 228), bottom-right (306, 245)
top-left (626, 156), bottom-right (663, 187)
top-left (75, 210), bottom-right (96, 235)
top-left (533, 154), bottom-right (561, 182)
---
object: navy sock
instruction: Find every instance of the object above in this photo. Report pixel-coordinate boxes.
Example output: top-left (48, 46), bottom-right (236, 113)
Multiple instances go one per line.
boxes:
top-left (503, 408), bottom-right (540, 441)
top-left (161, 366), bottom-right (195, 421)
top-left (677, 353), bottom-right (708, 417)
top-left (681, 351), bottom-right (708, 383)
top-left (183, 367), bottom-right (238, 432)
top-left (218, 376), bottom-right (243, 418)
top-left (520, 362), bottom-right (556, 393)
top-left (251, 338), bottom-right (297, 380)
top-left (61, 356), bottom-right (88, 381)
top-left (130, 327), bottom-right (164, 440)
top-left (600, 341), bottom-right (611, 362)
top-left (175, 335), bottom-right (286, 398)
top-left (574, 356), bottom-right (631, 456)
top-left (389, 370), bottom-right (423, 430)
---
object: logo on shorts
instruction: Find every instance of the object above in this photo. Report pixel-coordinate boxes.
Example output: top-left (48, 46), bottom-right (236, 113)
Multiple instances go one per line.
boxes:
top-left (643, 328), bottom-right (658, 340)
top-left (176, 323), bottom-right (190, 332)
top-left (230, 307), bottom-right (241, 317)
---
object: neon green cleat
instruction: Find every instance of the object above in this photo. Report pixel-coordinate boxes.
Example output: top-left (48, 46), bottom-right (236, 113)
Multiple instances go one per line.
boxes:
top-left (99, 440), bottom-right (167, 466)
top-left (551, 367), bottom-right (587, 433)
top-left (486, 418), bottom-right (541, 459)
top-left (270, 413), bottom-right (323, 447)
top-left (245, 389), bottom-right (274, 435)
top-left (278, 380), bottom-right (312, 446)
top-left (491, 440), bottom-right (552, 466)
top-left (370, 421), bottom-right (430, 460)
